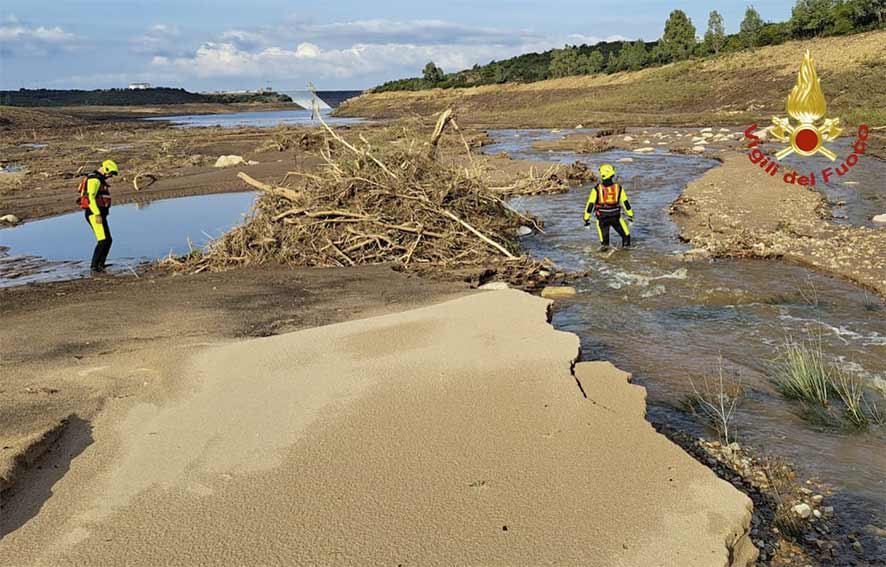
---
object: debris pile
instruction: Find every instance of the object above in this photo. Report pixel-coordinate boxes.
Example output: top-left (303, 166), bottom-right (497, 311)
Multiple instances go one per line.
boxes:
top-left (168, 113), bottom-right (555, 287)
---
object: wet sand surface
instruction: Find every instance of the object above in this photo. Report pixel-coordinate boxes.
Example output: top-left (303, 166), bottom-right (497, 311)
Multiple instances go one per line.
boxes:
top-left (0, 290), bottom-right (755, 566)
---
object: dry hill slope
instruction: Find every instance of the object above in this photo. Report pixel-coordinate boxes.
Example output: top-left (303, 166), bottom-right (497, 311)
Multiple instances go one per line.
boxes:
top-left (336, 31), bottom-right (886, 128)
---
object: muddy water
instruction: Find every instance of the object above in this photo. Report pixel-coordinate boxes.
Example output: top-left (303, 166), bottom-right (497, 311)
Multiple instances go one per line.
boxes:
top-left (489, 130), bottom-right (886, 526)
top-left (0, 192), bottom-right (256, 286)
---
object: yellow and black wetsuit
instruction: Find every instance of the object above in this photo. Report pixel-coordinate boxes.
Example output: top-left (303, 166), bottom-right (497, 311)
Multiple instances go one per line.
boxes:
top-left (83, 172), bottom-right (112, 271)
top-left (583, 181), bottom-right (633, 247)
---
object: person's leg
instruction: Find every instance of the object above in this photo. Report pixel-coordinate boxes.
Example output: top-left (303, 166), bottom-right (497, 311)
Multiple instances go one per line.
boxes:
top-left (596, 218), bottom-right (610, 247)
top-left (615, 217), bottom-right (631, 247)
top-left (87, 213), bottom-right (108, 271)
top-left (96, 217), bottom-right (112, 268)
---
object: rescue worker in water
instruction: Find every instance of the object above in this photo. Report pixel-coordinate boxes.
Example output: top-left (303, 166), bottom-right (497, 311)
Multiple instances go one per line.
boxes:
top-left (79, 159), bottom-right (118, 273)
top-left (583, 163), bottom-right (634, 248)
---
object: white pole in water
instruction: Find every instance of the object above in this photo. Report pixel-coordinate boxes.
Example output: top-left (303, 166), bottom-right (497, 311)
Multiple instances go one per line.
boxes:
top-left (308, 82), bottom-right (321, 121)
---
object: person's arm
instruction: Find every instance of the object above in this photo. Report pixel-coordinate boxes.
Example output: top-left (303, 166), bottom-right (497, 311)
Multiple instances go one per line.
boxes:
top-left (620, 185), bottom-right (634, 219)
top-left (87, 178), bottom-right (102, 217)
top-left (583, 187), bottom-right (597, 224)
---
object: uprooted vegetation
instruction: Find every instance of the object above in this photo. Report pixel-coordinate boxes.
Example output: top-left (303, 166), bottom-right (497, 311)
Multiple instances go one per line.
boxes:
top-left (164, 112), bottom-right (564, 288)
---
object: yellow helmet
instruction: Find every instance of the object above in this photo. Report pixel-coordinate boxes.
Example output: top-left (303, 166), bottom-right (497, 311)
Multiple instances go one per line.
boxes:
top-left (599, 163), bottom-right (616, 180)
top-left (101, 159), bottom-right (119, 176)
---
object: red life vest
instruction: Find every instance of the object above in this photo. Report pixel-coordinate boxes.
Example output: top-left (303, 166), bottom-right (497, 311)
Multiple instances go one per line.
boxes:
top-left (77, 172), bottom-right (111, 210)
top-left (595, 183), bottom-right (621, 217)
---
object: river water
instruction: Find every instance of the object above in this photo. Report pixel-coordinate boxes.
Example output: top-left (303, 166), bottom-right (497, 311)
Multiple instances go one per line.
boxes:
top-left (487, 129), bottom-right (885, 528)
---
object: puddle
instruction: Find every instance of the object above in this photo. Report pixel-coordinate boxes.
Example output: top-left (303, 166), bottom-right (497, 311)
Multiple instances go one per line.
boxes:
top-left (0, 192), bottom-right (256, 286)
top-left (0, 164), bottom-right (28, 173)
top-left (146, 108), bottom-right (364, 129)
top-left (18, 143), bottom-right (48, 149)
top-left (490, 129), bottom-right (886, 527)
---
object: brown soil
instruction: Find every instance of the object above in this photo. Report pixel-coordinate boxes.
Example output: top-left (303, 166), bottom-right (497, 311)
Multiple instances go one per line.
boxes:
top-left (0, 107), bottom-right (86, 131)
top-left (671, 151), bottom-right (886, 296)
top-left (0, 123), bottom-right (326, 222)
top-left (0, 264), bottom-right (468, 501)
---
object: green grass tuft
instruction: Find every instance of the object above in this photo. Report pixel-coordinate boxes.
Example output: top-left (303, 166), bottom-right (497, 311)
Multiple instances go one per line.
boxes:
top-left (772, 337), bottom-right (833, 407)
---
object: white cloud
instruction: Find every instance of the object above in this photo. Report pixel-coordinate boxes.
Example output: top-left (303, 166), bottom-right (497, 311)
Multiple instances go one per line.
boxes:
top-left (150, 19), bottom-right (622, 86)
top-left (130, 24), bottom-right (190, 57)
top-left (0, 17), bottom-right (76, 56)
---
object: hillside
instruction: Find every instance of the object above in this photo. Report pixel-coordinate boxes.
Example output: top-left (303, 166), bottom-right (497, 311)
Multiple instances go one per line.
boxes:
top-left (0, 88), bottom-right (294, 107)
top-left (335, 31), bottom-right (886, 128)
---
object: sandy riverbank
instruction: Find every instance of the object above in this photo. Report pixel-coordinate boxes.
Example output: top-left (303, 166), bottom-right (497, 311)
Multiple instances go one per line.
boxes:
top-left (0, 286), bottom-right (756, 566)
top-left (672, 152), bottom-right (886, 296)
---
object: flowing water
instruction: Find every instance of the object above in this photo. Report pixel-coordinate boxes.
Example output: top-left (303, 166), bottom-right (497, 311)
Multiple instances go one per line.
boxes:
top-left (488, 130), bottom-right (886, 527)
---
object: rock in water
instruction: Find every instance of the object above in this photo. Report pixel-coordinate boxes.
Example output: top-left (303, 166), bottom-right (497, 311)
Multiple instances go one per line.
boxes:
top-left (616, 157), bottom-right (634, 163)
top-left (792, 503), bottom-right (813, 519)
top-left (0, 214), bottom-right (20, 225)
top-left (479, 282), bottom-right (510, 290)
top-left (516, 225), bottom-right (533, 237)
top-left (872, 214), bottom-right (886, 224)
top-left (541, 286), bottom-right (577, 299)
top-left (214, 155), bottom-right (246, 168)
top-left (633, 147), bottom-right (655, 153)
top-left (692, 146), bottom-right (707, 152)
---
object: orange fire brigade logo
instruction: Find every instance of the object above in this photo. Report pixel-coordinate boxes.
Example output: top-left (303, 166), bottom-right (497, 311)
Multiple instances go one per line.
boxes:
top-left (769, 50), bottom-right (842, 161)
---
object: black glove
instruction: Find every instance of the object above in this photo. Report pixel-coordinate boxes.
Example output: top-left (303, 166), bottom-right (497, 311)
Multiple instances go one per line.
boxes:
top-left (584, 220), bottom-right (590, 226)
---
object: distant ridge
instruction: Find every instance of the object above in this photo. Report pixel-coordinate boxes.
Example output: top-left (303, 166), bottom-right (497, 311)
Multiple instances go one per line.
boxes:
top-left (0, 88), bottom-right (293, 107)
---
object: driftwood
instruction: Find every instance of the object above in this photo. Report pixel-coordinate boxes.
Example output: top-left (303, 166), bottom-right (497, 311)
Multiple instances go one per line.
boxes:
top-left (166, 116), bottom-right (553, 288)
top-left (237, 172), bottom-right (302, 201)
top-left (133, 171), bottom-right (157, 191)
top-left (441, 209), bottom-right (515, 258)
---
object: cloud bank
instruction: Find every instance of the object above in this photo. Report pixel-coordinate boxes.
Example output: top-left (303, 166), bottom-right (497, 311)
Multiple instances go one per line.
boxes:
top-left (0, 16), bottom-right (76, 56)
top-left (148, 19), bottom-right (626, 87)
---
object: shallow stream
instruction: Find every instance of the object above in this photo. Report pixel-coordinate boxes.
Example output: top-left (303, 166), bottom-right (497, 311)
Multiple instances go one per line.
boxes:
top-left (488, 130), bottom-right (885, 528)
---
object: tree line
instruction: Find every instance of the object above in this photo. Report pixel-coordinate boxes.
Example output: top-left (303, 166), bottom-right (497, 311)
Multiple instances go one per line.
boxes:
top-left (374, 0), bottom-right (884, 92)
top-left (0, 88), bottom-right (293, 107)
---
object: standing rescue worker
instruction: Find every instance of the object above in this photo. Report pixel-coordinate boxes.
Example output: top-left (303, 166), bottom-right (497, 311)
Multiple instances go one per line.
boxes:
top-left (583, 163), bottom-right (633, 248)
top-left (79, 160), bottom-right (118, 272)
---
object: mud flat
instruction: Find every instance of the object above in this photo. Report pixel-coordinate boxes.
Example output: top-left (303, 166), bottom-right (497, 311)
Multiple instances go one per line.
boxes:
top-left (0, 288), bottom-right (756, 566)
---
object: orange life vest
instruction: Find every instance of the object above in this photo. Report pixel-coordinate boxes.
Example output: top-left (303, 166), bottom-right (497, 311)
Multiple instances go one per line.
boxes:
top-left (595, 183), bottom-right (621, 217)
top-left (77, 172), bottom-right (111, 210)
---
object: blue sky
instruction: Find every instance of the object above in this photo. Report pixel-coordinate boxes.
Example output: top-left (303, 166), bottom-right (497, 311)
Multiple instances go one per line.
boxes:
top-left (1, 1), bottom-right (797, 91)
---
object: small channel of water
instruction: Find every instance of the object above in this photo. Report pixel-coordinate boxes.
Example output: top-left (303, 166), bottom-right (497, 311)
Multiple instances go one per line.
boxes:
top-left (487, 129), bottom-right (885, 529)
